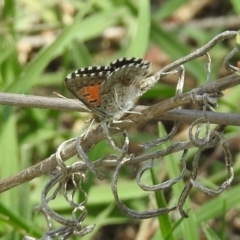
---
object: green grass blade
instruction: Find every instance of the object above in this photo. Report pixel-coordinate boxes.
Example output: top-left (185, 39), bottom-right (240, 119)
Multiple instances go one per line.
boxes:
top-left (158, 123), bottom-right (199, 240)
top-left (150, 21), bottom-right (206, 82)
top-left (153, 0), bottom-right (188, 21)
top-left (0, 202), bottom-right (42, 237)
top-left (231, 0), bottom-right (240, 14)
top-left (125, 0), bottom-right (150, 57)
top-left (201, 223), bottom-right (221, 240)
top-left (150, 167), bottom-right (175, 240)
top-left (7, 4), bottom-right (125, 93)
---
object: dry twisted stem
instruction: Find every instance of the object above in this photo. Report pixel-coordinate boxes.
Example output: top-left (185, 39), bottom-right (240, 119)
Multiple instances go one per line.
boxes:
top-left (26, 140), bottom-right (94, 240)
top-left (1, 30), bottom-right (240, 238)
top-left (1, 73), bottom-right (240, 194)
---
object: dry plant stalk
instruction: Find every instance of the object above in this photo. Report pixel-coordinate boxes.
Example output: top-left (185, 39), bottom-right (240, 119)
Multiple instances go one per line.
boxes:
top-left (0, 31), bottom-right (239, 239)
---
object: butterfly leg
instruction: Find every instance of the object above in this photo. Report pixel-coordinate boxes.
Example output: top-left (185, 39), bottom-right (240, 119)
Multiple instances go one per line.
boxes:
top-left (76, 134), bottom-right (105, 180)
top-left (124, 110), bottom-right (143, 115)
top-left (101, 122), bottom-right (122, 151)
top-left (112, 119), bottom-right (133, 124)
top-left (82, 118), bottom-right (95, 140)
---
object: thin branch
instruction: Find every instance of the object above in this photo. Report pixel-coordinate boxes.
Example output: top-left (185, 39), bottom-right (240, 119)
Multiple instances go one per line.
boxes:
top-left (1, 74), bottom-right (240, 125)
top-left (157, 31), bottom-right (237, 76)
top-left (0, 30), bottom-right (240, 196)
top-left (1, 72), bottom-right (240, 193)
top-left (0, 92), bottom-right (88, 112)
top-left (163, 16), bottom-right (240, 31)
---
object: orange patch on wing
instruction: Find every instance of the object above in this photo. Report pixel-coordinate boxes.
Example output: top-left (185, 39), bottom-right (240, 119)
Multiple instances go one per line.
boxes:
top-left (80, 84), bottom-right (101, 106)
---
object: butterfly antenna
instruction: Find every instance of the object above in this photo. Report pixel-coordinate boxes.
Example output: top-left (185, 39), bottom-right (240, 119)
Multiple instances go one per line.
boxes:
top-left (53, 92), bottom-right (90, 112)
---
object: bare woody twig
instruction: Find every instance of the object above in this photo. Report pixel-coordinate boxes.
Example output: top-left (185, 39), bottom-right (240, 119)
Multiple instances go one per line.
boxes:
top-left (1, 74), bottom-right (240, 125)
top-left (1, 72), bottom-right (240, 193)
top-left (0, 30), bottom-right (239, 194)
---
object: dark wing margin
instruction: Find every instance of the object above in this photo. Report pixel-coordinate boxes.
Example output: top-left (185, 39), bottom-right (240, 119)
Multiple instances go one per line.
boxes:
top-left (65, 66), bottom-right (111, 108)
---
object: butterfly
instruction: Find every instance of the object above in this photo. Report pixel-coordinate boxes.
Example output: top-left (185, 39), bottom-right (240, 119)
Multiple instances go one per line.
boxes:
top-left (65, 57), bottom-right (158, 179)
top-left (65, 57), bottom-right (156, 123)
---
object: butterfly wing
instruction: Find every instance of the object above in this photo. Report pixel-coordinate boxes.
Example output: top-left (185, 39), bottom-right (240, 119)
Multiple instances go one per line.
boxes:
top-left (100, 57), bottom-right (150, 119)
top-left (65, 66), bottom-right (111, 117)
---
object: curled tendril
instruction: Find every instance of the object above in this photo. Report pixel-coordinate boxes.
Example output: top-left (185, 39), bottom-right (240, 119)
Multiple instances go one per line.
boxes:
top-left (25, 31), bottom-right (238, 238)
top-left (142, 65), bottom-right (185, 149)
top-left (111, 155), bottom-right (177, 219)
top-left (32, 139), bottom-right (94, 239)
top-left (189, 117), bottom-right (212, 147)
top-left (190, 131), bottom-right (233, 196)
top-left (76, 127), bottom-right (130, 180)
top-left (76, 135), bottom-right (105, 180)
top-left (136, 150), bottom-right (187, 191)
top-left (178, 147), bottom-right (203, 218)
top-left (223, 47), bottom-right (239, 72)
